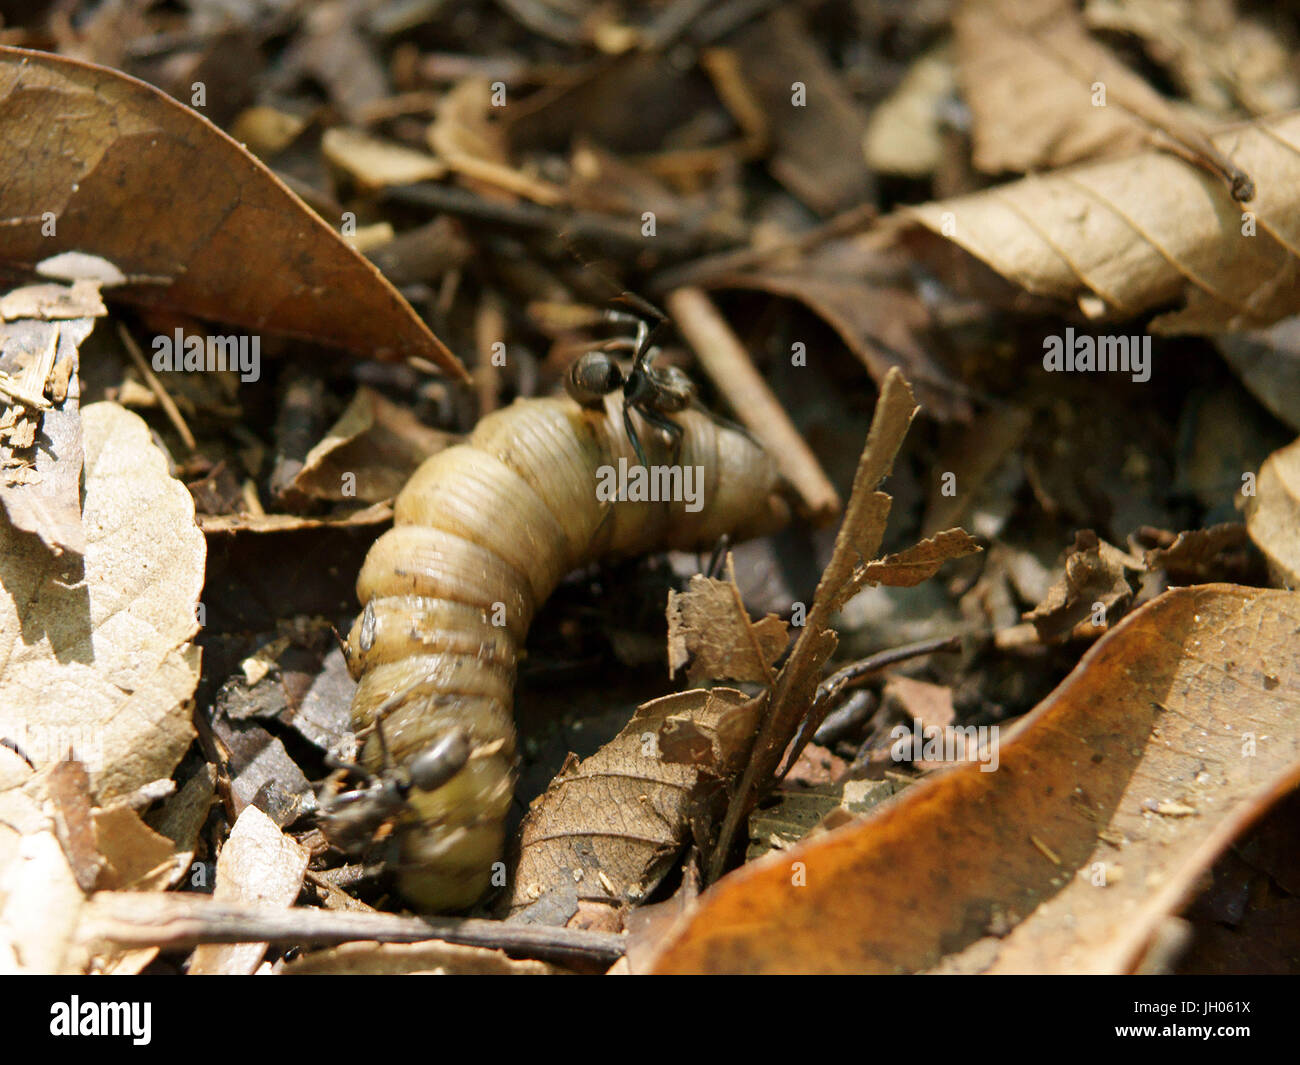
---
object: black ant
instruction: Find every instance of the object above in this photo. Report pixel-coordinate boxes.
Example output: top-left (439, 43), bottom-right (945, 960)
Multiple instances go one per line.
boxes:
top-left (564, 290), bottom-right (698, 468)
top-left (318, 689), bottom-right (473, 860)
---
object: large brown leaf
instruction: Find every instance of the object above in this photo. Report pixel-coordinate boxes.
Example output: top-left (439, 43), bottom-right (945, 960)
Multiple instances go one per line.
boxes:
top-left (0, 46), bottom-right (463, 377)
top-left (646, 585), bottom-right (1300, 974)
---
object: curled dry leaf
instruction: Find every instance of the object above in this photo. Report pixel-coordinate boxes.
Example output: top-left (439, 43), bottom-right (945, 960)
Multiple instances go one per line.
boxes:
top-left (646, 585), bottom-right (1300, 974)
top-left (1244, 436), bottom-right (1300, 587)
top-left (0, 46), bottom-right (464, 378)
top-left (0, 270), bottom-right (109, 555)
top-left (1023, 529), bottom-right (1145, 642)
top-left (506, 688), bottom-right (761, 919)
top-left (666, 566), bottom-right (787, 687)
top-left (857, 528), bottom-right (982, 588)
top-left (290, 387), bottom-right (457, 503)
top-left (902, 109), bottom-right (1300, 331)
top-left (188, 805), bottom-right (309, 976)
top-left (0, 402), bottom-right (204, 802)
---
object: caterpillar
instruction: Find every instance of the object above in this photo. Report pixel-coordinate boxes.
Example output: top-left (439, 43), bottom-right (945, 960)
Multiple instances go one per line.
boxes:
top-left (327, 315), bottom-right (790, 911)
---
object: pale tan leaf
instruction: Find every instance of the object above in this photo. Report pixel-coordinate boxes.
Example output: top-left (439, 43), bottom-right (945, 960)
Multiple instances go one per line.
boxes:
top-left (1245, 435), bottom-right (1300, 586)
top-left (188, 806), bottom-right (309, 975)
top-left (903, 110), bottom-right (1300, 331)
top-left (0, 403), bottom-right (204, 802)
top-left (321, 127), bottom-right (448, 190)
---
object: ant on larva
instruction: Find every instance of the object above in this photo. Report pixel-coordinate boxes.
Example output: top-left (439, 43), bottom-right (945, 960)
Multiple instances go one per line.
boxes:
top-left (564, 291), bottom-right (697, 468)
top-left (327, 295), bottom-right (791, 911)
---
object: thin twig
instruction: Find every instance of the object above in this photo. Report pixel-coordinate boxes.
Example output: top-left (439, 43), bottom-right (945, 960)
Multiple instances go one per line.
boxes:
top-left (665, 286), bottom-right (840, 523)
top-left (116, 322), bottom-right (197, 451)
top-left (77, 892), bottom-right (626, 968)
top-left (812, 634), bottom-right (963, 710)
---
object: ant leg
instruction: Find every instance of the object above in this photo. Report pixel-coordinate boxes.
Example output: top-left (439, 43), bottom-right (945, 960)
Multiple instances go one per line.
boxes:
top-left (637, 405), bottom-right (684, 466)
top-left (622, 401), bottom-right (650, 468)
top-left (705, 534), bottom-right (731, 579)
top-left (695, 403), bottom-right (761, 450)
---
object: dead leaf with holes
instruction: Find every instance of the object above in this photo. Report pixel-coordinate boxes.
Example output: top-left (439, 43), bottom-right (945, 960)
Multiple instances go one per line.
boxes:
top-left (644, 584), bottom-right (1300, 974)
top-left (505, 687), bottom-right (762, 924)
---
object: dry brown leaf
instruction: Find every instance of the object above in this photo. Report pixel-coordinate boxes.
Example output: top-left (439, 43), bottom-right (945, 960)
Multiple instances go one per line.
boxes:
top-left (647, 585), bottom-right (1300, 974)
top-left (281, 939), bottom-right (554, 975)
top-left (506, 688), bottom-right (760, 919)
top-left (956, 0), bottom-right (1249, 186)
top-left (666, 566), bottom-right (787, 687)
top-left (0, 46), bottom-right (463, 377)
top-left (1085, 0), bottom-right (1300, 118)
top-left (291, 387), bottom-right (457, 503)
top-left (0, 827), bottom-right (89, 974)
top-left (0, 403), bottom-right (203, 802)
top-left (188, 806), bottom-right (309, 975)
top-left (857, 528), bottom-right (983, 588)
top-left (1023, 529), bottom-right (1145, 641)
top-left (706, 269), bottom-right (971, 422)
top-left (1142, 523), bottom-right (1258, 585)
top-left (902, 109), bottom-right (1300, 331)
top-left (731, 8), bottom-right (872, 215)
top-left (45, 759), bottom-right (101, 892)
top-left (196, 500), bottom-right (392, 535)
top-left (91, 804), bottom-right (176, 893)
top-left (1244, 435), bottom-right (1300, 587)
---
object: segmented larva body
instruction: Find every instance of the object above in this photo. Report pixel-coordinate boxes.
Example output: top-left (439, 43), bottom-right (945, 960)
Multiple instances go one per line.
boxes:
top-left (343, 391), bottom-right (788, 911)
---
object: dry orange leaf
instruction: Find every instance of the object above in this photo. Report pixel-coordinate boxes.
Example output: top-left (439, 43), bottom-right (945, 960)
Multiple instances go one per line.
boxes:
top-left (646, 584), bottom-right (1300, 974)
top-left (0, 46), bottom-right (464, 378)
